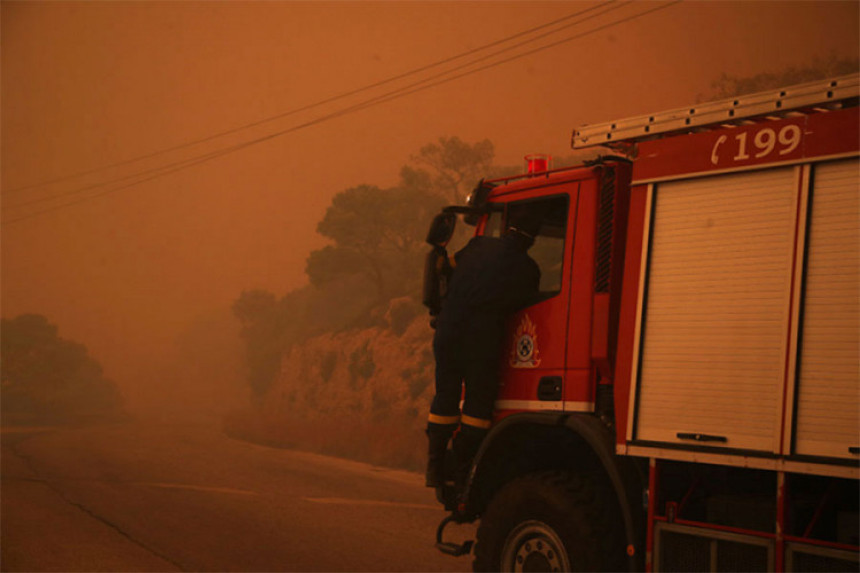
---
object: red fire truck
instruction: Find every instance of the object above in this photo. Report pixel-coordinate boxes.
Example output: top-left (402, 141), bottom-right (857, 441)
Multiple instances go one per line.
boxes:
top-left (428, 74), bottom-right (859, 572)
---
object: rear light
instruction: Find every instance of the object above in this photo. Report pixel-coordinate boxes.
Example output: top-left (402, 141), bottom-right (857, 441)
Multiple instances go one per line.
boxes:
top-left (525, 154), bottom-right (551, 174)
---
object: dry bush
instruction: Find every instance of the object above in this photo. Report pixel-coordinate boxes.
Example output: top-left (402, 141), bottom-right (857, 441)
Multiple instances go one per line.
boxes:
top-left (223, 314), bottom-right (436, 472)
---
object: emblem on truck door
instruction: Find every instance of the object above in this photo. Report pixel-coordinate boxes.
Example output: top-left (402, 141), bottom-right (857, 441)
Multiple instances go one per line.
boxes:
top-left (510, 314), bottom-right (541, 368)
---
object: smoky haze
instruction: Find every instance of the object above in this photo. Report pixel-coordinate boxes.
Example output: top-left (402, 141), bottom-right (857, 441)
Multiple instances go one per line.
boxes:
top-left (2, 1), bottom-right (858, 423)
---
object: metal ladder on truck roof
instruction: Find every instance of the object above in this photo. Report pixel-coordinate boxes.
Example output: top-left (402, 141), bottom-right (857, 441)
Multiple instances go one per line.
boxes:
top-left (572, 74), bottom-right (860, 149)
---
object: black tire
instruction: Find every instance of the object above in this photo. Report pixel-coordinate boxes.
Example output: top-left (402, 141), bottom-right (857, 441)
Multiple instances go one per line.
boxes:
top-left (473, 470), bottom-right (626, 572)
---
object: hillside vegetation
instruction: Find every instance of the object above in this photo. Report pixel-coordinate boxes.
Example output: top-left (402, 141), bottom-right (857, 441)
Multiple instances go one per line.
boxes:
top-left (225, 298), bottom-right (434, 470)
top-left (224, 137), bottom-right (506, 469)
top-left (1, 314), bottom-right (125, 425)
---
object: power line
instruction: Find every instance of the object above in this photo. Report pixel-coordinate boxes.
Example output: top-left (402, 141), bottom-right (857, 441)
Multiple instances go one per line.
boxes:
top-left (2, 1), bottom-right (614, 196)
top-left (2, 1), bottom-right (680, 225)
top-left (3, 1), bottom-right (677, 225)
top-left (3, 0), bottom-right (629, 213)
top-left (356, 1), bottom-right (684, 113)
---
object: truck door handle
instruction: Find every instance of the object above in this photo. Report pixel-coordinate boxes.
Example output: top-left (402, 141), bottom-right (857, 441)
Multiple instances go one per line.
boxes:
top-left (537, 377), bottom-right (562, 401)
top-left (677, 432), bottom-right (727, 443)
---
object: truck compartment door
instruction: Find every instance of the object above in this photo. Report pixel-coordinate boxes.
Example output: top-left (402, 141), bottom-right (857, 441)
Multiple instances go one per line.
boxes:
top-left (633, 167), bottom-right (799, 452)
top-left (793, 158), bottom-right (859, 460)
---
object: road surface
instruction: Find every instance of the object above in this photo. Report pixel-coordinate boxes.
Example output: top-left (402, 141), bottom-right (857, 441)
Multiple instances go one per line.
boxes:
top-left (1, 422), bottom-right (475, 572)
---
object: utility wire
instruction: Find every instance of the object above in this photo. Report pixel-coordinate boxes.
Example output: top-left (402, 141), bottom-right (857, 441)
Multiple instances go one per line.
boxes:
top-left (352, 1), bottom-right (683, 116)
top-left (2, 0), bottom-right (680, 225)
top-left (4, 0), bottom-right (629, 213)
top-left (2, 1), bottom-right (614, 196)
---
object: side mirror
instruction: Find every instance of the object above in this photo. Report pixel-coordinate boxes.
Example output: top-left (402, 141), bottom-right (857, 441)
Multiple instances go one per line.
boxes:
top-left (426, 212), bottom-right (456, 247)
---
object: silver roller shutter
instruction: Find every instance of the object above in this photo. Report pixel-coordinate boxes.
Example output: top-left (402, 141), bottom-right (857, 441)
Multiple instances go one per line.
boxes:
top-left (636, 167), bottom-right (798, 452)
top-left (794, 158), bottom-right (860, 460)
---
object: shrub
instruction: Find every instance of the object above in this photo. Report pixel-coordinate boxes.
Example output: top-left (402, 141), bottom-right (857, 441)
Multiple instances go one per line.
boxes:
top-left (407, 372), bottom-right (431, 400)
top-left (387, 297), bottom-right (423, 336)
top-left (319, 350), bottom-right (338, 382)
top-left (348, 341), bottom-right (375, 386)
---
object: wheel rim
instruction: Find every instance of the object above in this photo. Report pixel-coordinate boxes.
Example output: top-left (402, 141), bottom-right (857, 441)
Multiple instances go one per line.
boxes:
top-left (501, 520), bottom-right (571, 572)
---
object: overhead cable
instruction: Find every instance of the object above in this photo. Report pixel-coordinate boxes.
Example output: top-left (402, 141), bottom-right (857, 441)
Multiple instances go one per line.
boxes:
top-left (3, 1), bottom-right (614, 196)
top-left (4, 0), bottom-right (629, 214)
top-left (2, 1), bottom-right (681, 225)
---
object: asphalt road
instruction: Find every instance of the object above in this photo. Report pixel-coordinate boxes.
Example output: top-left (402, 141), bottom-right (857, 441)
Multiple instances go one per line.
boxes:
top-left (1, 422), bottom-right (475, 572)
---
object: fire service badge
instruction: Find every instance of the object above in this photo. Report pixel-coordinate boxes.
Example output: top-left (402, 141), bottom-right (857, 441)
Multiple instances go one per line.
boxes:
top-left (510, 313), bottom-right (541, 368)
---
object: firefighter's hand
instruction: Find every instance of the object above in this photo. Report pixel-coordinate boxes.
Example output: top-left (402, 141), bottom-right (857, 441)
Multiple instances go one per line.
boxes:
top-left (429, 317), bottom-right (438, 330)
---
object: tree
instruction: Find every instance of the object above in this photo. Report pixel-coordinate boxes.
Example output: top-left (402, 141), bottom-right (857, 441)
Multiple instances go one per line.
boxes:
top-left (305, 137), bottom-right (503, 308)
top-left (232, 289), bottom-right (285, 399)
top-left (233, 137), bottom-right (506, 397)
top-left (307, 181), bottom-right (444, 303)
top-left (706, 54), bottom-right (860, 99)
top-left (1, 314), bottom-right (122, 423)
top-left (412, 136), bottom-right (496, 204)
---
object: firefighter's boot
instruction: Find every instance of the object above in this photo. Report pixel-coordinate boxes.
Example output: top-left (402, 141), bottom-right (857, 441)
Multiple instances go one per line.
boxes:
top-left (452, 423), bottom-right (489, 492)
top-left (425, 423), bottom-right (456, 488)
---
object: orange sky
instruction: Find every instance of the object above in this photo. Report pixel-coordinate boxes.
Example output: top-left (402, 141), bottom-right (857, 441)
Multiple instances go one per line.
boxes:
top-left (2, 1), bottom-right (858, 415)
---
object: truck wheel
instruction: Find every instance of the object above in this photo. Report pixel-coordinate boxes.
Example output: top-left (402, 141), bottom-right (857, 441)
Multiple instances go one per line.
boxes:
top-left (472, 470), bottom-right (625, 572)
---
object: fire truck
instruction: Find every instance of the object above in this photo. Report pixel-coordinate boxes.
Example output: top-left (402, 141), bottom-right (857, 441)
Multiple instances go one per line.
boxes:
top-left (427, 74), bottom-right (859, 572)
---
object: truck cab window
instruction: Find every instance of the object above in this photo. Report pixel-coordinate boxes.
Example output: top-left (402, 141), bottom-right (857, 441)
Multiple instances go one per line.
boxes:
top-left (507, 196), bottom-right (569, 298)
top-left (483, 210), bottom-right (504, 238)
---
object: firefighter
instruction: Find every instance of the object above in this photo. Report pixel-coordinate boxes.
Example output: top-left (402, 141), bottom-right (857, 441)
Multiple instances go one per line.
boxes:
top-left (425, 207), bottom-right (541, 491)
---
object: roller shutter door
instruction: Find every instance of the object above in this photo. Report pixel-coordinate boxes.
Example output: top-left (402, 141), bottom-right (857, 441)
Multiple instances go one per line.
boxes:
top-left (794, 158), bottom-right (860, 460)
top-left (635, 167), bottom-right (798, 451)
